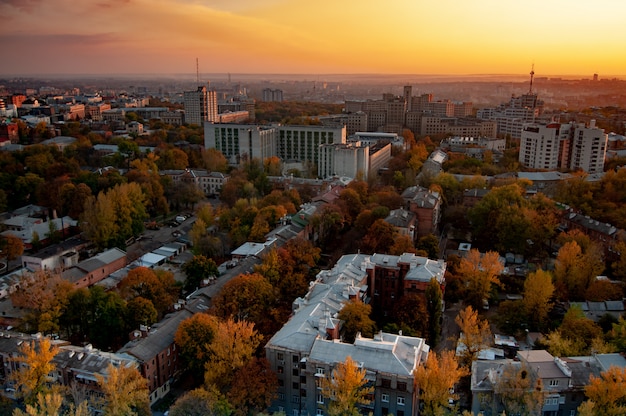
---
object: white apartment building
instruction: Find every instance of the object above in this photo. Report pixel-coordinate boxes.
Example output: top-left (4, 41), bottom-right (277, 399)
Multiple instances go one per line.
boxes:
top-left (205, 124), bottom-right (278, 164)
top-left (204, 123), bottom-right (346, 170)
top-left (519, 120), bottom-right (607, 173)
top-left (183, 86), bottom-right (218, 126)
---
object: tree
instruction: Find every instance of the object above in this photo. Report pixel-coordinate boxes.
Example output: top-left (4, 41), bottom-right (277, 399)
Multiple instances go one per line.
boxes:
top-left (204, 318), bottom-right (262, 390)
top-left (9, 337), bottom-right (59, 404)
top-left (556, 305), bottom-right (602, 355)
top-left (169, 387), bottom-right (232, 416)
top-left (417, 234), bottom-right (440, 259)
top-left (360, 219), bottom-right (397, 254)
top-left (337, 301), bottom-right (376, 343)
top-left (458, 249), bottom-right (503, 310)
top-left (455, 306), bottom-right (492, 367)
top-left (227, 358), bottom-right (278, 416)
top-left (414, 350), bottom-right (468, 416)
top-left (174, 313), bottom-right (219, 380)
top-left (12, 391), bottom-right (91, 416)
top-left (96, 363), bottom-right (150, 416)
top-left (391, 294), bottom-right (428, 337)
top-left (182, 255), bottom-right (219, 293)
top-left (522, 270), bottom-right (555, 330)
top-left (119, 266), bottom-right (179, 317)
top-left (578, 366), bottom-right (626, 416)
top-left (389, 234), bottom-right (417, 255)
top-left (319, 356), bottom-right (373, 416)
top-left (125, 297), bottom-right (158, 329)
top-left (211, 273), bottom-right (275, 326)
top-left (493, 363), bottom-right (545, 416)
top-left (426, 278), bottom-right (443, 348)
top-left (1, 234), bottom-right (24, 261)
top-left (554, 239), bottom-right (604, 301)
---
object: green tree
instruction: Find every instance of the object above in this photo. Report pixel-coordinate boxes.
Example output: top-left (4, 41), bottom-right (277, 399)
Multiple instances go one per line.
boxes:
top-left (426, 278), bottom-right (443, 348)
top-left (417, 234), bottom-right (440, 259)
top-left (182, 255), bottom-right (219, 293)
top-left (337, 301), bottom-right (376, 343)
top-left (319, 356), bottom-right (373, 416)
top-left (125, 297), bottom-right (158, 329)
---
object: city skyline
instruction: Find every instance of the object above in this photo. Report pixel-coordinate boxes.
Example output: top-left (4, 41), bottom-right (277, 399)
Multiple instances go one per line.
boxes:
top-left (1, 0), bottom-right (626, 77)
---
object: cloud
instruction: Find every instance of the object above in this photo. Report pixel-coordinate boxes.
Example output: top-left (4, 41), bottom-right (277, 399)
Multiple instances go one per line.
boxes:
top-left (0, 0), bottom-right (41, 12)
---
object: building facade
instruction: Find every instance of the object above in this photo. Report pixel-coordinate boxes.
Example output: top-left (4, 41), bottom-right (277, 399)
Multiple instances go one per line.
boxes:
top-left (183, 86), bottom-right (218, 126)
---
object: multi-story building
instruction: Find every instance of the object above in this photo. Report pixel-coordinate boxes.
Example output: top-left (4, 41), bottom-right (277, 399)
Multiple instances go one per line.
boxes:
top-left (86, 102), bottom-right (111, 121)
top-left (317, 141), bottom-right (391, 179)
top-left (204, 124), bottom-right (278, 164)
top-left (384, 208), bottom-right (417, 244)
top-left (420, 116), bottom-right (497, 138)
top-left (277, 125), bottom-right (346, 166)
top-left (477, 91), bottom-right (544, 139)
top-left (183, 85), bottom-right (218, 126)
top-left (402, 186), bottom-right (443, 236)
top-left (519, 120), bottom-right (607, 173)
top-left (0, 122), bottom-right (18, 144)
top-left (265, 253), bottom-right (436, 416)
top-left (262, 88), bottom-right (284, 102)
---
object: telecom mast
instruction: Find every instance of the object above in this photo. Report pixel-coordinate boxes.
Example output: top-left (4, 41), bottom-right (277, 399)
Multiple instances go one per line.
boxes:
top-left (529, 64), bottom-right (535, 94)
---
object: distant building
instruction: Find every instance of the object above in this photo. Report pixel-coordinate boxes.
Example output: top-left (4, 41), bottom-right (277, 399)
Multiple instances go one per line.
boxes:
top-left (420, 116), bottom-right (497, 137)
top-left (262, 88), bottom-right (284, 102)
top-left (183, 85), bottom-right (218, 126)
top-left (317, 141), bottom-right (391, 180)
top-left (0, 122), bottom-right (18, 144)
top-left (402, 186), bottom-right (443, 236)
top-left (384, 208), bottom-right (417, 243)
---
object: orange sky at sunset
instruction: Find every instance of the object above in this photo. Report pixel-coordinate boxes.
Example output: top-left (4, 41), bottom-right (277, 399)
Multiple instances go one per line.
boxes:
top-left (2, 0), bottom-right (625, 77)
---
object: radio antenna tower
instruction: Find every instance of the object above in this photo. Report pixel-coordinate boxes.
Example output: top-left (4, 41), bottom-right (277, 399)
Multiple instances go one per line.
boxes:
top-left (196, 58), bottom-right (200, 86)
top-left (529, 63), bottom-right (535, 94)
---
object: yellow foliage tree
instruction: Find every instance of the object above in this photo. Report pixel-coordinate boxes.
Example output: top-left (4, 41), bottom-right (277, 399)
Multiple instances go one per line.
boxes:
top-left (9, 338), bottom-right (59, 405)
top-left (458, 249), bottom-right (503, 310)
top-left (319, 356), bottom-right (373, 416)
top-left (414, 350), bottom-right (468, 415)
top-left (522, 269), bottom-right (555, 330)
top-left (455, 306), bottom-right (492, 367)
top-left (204, 318), bottom-right (262, 390)
top-left (95, 363), bottom-right (150, 416)
top-left (578, 366), bottom-right (626, 416)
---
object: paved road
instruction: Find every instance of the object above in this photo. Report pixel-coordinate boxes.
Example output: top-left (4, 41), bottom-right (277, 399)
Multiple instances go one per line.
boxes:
top-left (436, 301), bottom-right (462, 353)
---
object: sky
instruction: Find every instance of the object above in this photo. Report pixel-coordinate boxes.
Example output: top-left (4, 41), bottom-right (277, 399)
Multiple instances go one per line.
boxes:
top-left (1, 0), bottom-right (626, 77)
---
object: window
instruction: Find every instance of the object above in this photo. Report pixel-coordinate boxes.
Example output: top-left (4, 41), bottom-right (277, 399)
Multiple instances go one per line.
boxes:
top-left (317, 394), bottom-right (324, 404)
top-left (292, 368), bottom-right (299, 376)
top-left (549, 379), bottom-right (559, 387)
top-left (292, 382), bottom-right (298, 390)
top-left (278, 366), bottom-right (284, 374)
top-left (397, 382), bottom-right (407, 391)
top-left (397, 396), bottom-right (405, 406)
top-left (292, 395), bottom-right (299, 404)
top-left (382, 378), bottom-right (391, 388)
top-left (278, 392), bottom-right (285, 400)
top-left (277, 352), bottom-right (284, 361)
top-left (316, 367), bottom-right (325, 376)
top-left (381, 393), bottom-right (389, 403)
top-left (292, 410), bottom-right (299, 416)
top-left (316, 410), bottom-right (324, 416)
top-left (569, 411), bottom-right (575, 416)
top-left (397, 411), bottom-right (404, 416)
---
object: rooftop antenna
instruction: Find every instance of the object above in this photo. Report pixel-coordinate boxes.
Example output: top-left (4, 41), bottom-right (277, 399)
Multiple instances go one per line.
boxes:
top-left (529, 63), bottom-right (535, 94)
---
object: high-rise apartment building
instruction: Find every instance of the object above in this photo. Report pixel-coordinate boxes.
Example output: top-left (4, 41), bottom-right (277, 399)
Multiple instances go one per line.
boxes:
top-left (183, 85), bottom-right (217, 126)
top-left (519, 120), bottom-right (607, 173)
top-left (262, 88), bottom-right (284, 102)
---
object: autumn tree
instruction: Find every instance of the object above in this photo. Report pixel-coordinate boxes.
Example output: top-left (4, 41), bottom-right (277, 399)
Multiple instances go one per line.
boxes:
top-left (1, 234), bottom-right (24, 261)
top-left (554, 240), bottom-right (604, 301)
top-left (455, 306), bottom-right (492, 367)
top-left (119, 266), bottom-right (179, 317)
top-left (96, 363), bottom-right (150, 416)
top-left (391, 294), bottom-right (428, 337)
top-left (458, 249), bottom-right (503, 310)
top-left (493, 363), bottom-right (545, 416)
top-left (125, 297), bottom-right (158, 329)
top-left (522, 269), bottom-right (555, 330)
top-left (169, 387), bottom-right (232, 416)
top-left (182, 255), bottom-right (219, 293)
top-left (578, 366), bottom-right (626, 416)
top-left (174, 313), bottom-right (219, 380)
top-left (319, 356), bottom-right (373, 416)
top-left (202, 148), bottom-right (228, 173)
top-left (11, 390), bottom-right (90, 416)
top-left (426, 278), bottom-right (443, 348)
top-left (310, 204), bottom-right (345, 247)
top-left (211, 273), bottom-right (276, 333)
top-left (10, 337), bottom-right (59, 404)
top-left (557, 305), bottom-right (603, 355)
top-left (360, 218), bottom-right (397, 254)
top-left (227, 357), bottom-right (278, 416)
top-left (204, 318), bottom-right (263, 390)
top-left (337, 301), bottom-right (376, 343)
top-left (414, 350), bottom-right (468, 416)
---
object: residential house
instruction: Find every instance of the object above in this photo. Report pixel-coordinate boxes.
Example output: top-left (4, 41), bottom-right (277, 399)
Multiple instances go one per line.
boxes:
top-left (384, 208), bottom-right (417, 244)
top-left (60, 248), bottom-right (127, 289)
top-left (402, 186), bottom-right (442, 236)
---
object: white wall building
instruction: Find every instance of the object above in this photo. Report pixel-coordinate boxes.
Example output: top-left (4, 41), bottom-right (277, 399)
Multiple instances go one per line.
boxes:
top-left (183, 86), bottom-right (217, 126)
